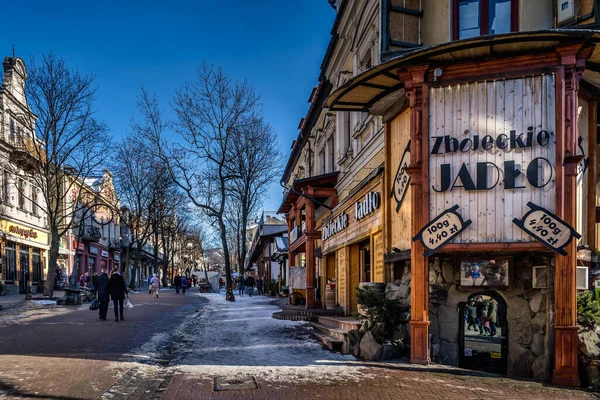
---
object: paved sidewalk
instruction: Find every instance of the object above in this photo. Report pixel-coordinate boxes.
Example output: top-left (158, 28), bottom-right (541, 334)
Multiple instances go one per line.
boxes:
top-left (163, 365), bottom-right (599, 400)
top-left (0, 290), bottom-right (202, 400)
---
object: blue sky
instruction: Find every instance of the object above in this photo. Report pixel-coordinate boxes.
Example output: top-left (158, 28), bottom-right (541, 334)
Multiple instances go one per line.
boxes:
top-left (2, 0), bottom-right (335, 211)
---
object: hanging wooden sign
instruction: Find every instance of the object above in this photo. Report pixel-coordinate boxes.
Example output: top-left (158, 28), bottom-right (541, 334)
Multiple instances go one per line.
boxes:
top-left (512, 202), bottom-right (581, 256)
top-left (413, 205), bottom-right (472, 257)
top-left (391, 140), bottom-right (410, 212)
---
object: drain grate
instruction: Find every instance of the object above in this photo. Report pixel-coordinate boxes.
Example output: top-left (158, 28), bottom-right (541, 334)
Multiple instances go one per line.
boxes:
top-left (213, 376), bottom-right (259, 391)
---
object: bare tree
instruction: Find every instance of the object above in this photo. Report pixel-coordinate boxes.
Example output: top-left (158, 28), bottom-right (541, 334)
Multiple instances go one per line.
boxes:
top-left (139, 63), bottom-right (261, 301)
top-left (229, 116), bottom-right (283, 273)
top-left (112, 137), bottom-right (156, 289)
top-left (13, 53), bottom-right (110, 297)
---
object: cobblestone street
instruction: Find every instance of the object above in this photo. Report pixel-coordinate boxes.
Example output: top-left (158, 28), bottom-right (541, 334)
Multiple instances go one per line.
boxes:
top-left (0, 290), bottom-right (596, 399)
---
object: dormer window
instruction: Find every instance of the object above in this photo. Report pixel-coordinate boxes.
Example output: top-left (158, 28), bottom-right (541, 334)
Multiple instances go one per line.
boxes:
top-left (453, 0), bottom-right (517, 41)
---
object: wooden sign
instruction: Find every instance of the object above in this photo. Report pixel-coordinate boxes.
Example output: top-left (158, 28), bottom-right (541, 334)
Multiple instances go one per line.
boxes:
top-left (413, 205), bottom-right (472, 257)
top-left (512, 202), bottom-right (581, 256)
top-left (429, 75), bottom-right (556, 244)
top-left (391, 140), bottom-right (410, 212)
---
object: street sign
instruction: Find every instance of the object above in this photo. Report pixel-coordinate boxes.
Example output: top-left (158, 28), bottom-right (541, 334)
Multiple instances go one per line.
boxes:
top-left (464, 348), bottom-right (472, 356)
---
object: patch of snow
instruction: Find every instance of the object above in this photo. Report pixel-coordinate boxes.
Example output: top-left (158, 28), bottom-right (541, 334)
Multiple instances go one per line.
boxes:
top-left (30, 300), bottom-right (58, 306)
top-left (125, 290), bottom-right (372, 384)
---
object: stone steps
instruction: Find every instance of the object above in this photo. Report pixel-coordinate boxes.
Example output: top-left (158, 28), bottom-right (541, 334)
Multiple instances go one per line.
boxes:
top-left (310, 322), bottom-right (348, 342)
top-left (271, 311), bottom-right (317, 322)
top-left (312, 330), bottom-right (344, 352)
top-left (317, 315), bottom-right (362, 331)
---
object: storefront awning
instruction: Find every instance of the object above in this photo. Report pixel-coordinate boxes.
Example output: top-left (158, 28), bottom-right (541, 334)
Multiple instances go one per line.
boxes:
top-left (278, 171), bottom-right (339, 214)
top-left (325, 29), bottom-right (600, 114)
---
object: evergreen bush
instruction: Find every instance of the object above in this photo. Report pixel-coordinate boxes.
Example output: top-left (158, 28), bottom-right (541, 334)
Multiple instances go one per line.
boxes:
top-left (577, 291), bottom-right (600, 328)
top-left (355, 286), bottom-right (400, 343)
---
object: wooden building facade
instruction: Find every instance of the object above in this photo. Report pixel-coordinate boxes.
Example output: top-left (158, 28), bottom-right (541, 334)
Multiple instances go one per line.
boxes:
top-left (326, 29), bottom-right (600, 386)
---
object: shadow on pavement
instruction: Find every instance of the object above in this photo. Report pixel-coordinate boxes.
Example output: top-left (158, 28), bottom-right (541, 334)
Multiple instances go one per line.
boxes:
top-left (0, 378), bottom-right (82, 400)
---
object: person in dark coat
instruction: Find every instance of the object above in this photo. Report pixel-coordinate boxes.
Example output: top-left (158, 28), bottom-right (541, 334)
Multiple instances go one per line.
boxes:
top-left (475, 296), bottom-right (486, 335)
top-left (174, 275), bottom-right (182, 294)
top-left (108, 268), bottom-right (128, 321)
top-left (256, 277), bottom-right (264, 295)
top-left (465, 299), bottom-right (477, 331)
top-left (246, 275), bottom-right (255, 297)
top-left (97, 266), bottom-right (110, 320)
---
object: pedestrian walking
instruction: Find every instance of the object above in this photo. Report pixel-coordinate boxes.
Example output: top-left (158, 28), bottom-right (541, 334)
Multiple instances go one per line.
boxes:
top-left (151, 273), bottom-right (160, 298)
top-left (246, 275), bottom-right (255, 297)
top-left (192, 275), bottom-right (197, 287)
top-left (108, 268), bottom-right (128, 321)
top-left (174, 274), bottom-right (182, 294)
top-left (465, 299), bottom-right (477, 331)
top-left (187, 276), bottom-right (192, 292)
top-left (487, 298), bottom-right (498, 336)
top-left (148, 275), bottom-right (153, 295)
top-left (475, 296), bottom-right (486, 335)
top-left (97, 266), bottom-right (110, 321)
top-left (237, 275), bottom-right (245, 297)
top-left (256, 277), bottom-right (264, 295)
top-left (181, 276), bottom-right (188, 294)
top-left (219, 276), bottom-right (224, 289)
top-left (92, 272), bottom-right (99, 295)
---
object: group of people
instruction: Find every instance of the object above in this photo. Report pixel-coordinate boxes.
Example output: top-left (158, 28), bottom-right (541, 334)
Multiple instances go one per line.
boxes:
top-left (235, 274), bottom-right (264, 297)
top-left (172, 274), bottom-right (195, 294)
top-left (96, 267), bottom-right (129, 321)
top-left (465, 296), bottom-right (499, 336)
top-left (54, 268), bottom-right (69, 289)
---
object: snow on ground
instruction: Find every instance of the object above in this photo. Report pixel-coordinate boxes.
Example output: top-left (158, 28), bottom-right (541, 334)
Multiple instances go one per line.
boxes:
top-left (132, 290), bottom-right (373, 384)
top-left (177, 292), bottom-right (373, 383)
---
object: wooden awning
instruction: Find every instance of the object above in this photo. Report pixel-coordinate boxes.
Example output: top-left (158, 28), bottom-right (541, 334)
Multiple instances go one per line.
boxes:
top-left (326, 29), bottom-right (600, 113)
top-left (277, 172), bottom-right (339, 214)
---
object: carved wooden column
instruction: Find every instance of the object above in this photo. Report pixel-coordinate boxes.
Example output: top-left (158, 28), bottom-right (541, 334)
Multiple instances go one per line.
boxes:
top-left (287, 206), bottom-right (296, 269)
top-left (402, 65), bottom-right (431, 365)
top-left (305, 187), bottom-right (316, 308)
top-left (552, 46), bottom-right (586, 387)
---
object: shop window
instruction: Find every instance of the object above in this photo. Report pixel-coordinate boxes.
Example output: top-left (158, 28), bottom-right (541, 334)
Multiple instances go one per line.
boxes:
top-left (89, 257), bottom-right (96, 274)
top-left (32, 249), bottom-right (41, 283)
top-left (453, 0), bottom-right (518, 41)
top-left (5, 241), bottom-right (16, 281)
top-left (360, 240), bottom-right (371, 283)
top-left (20, 246), bottom-right (29, 282)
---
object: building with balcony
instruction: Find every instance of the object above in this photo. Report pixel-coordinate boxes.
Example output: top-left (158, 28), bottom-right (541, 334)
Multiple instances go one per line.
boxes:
top-left (0, 57), bottom-right (50, 295)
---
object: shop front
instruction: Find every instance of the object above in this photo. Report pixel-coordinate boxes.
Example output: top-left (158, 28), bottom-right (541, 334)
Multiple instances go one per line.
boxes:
top-left (76, 243), bottom-right (109, 277)
top-left (321, 173), bottom-right (384, 315)
top-left (325, 31), bottom-right (600, 384)
top-left (278, 172), bottom-right (338, 308)
top-left (0, 220), bottom-right (49, 295)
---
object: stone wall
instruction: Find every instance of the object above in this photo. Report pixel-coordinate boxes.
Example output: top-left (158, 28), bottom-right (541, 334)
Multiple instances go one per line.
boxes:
top-left (427, 253), bottom-right (550, 379)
